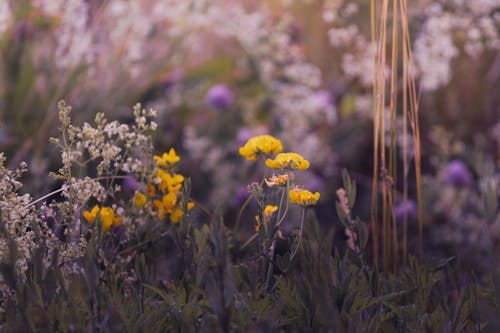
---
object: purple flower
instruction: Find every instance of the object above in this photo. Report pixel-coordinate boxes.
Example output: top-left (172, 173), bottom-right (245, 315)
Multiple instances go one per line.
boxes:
top-left (314, 90), bottom-right (333, 107)
top-left (445, 160), bottom-right (472, 187)
top-left (122, 175), bottom-right (139, 194)
top-left (395, 200), bottom-right (418, 221)
top-left (206, 84), bottom-right (233, 109)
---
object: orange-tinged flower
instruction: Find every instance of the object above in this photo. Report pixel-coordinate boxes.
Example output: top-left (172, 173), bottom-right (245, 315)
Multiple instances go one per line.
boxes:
top-left (154, 148), bottom-right (180, 167)
top-left (170, 208), bottom-right (184, 223)
top-left (255, 215), bottom-right (262, 232)
top-left (265, 174), bottom-right (289, 187)
top-left (239, 135), bottom-right (282, 161)
top-left (133, 191), bottom-right (147, 207)
top-left (264, 205), bottom-right (278, 219)
top-left (83, 205), bottom-right (100, 224)
top-left (289, 187), bottom-right (320, 206)
top-left (147, 184), bottom-right (156, 197)
top-left (266, 152), bottom-right (310, 171)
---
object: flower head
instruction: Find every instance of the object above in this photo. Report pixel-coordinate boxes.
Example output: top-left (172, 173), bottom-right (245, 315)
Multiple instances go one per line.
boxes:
top-left (154, 148), bottom-right (180, 167)
top-left (133, 191), bottom-right (147, 207)
top-left (157, 169), bottom-right (184, 192)
top-left (83, 205), bottom-right (122, 232)
top-left (239, 135), bottom-right (283, 161)
top-left (206, 84), bottom-right (233, 109)
top-left (265, 174), bottom-right (289, 187)
top-left (444, 160), bottom-right (472, 187)
top-left (264, 205), bottom-right (278, 219)
top-left (83, 205), bottom-right (100, 224)
top-left (266, 152), bottom-right (310, 171)
top-left (289, 188), bottom-right (320, 206)
top-left (395, 199), bottom-right (418, 221)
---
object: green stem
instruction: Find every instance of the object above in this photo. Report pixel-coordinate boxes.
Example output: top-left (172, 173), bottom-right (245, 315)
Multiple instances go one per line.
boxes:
top-left (234, 191), bottom-right (255, 232)
top-left (289, 207), bottom-right (306, 262)
top-left (265, 177), bottom-right (290, 292)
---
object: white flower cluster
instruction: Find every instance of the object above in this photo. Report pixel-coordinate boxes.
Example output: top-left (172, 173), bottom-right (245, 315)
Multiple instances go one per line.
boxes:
top-left (0, 155), bottom-right (38, 285)
top-left (412, 2), bottom-right (498, 91)
top-left (0, 0), bottom-right (11, 34)
top-left (53, 102), bottom-right (156, 182)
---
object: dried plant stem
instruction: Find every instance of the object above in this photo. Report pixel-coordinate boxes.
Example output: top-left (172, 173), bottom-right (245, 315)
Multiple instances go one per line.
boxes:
top-left (370, 0), bottom-right (423, 271)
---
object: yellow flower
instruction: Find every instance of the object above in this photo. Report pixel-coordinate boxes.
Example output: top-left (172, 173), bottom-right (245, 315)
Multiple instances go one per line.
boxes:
top-left (264, 205), bottom-right (278, 218)
top-left (239, 135), bottom-right (283, 161)
top-left (152, 192), bottom-right (178, 219)
top-left (289, 188), bottom-right (320, 206)
top-left (99, 207), bottom-right (122, 231)
top-left (170, 208), bottom-right (184, 223)
top-left (255, 215), bottom-right (262, 232)
top-left (83, 205), bottom-right (100, 224)
top-left (133, 191), bottom-right (147, 207)
top-left (157, 169), bottom-right (184, 193)
top-left (84, 205), bottom-right (122, 231)
top-left (265, 174), bottom-right (289, 187)
top-left (266, 152), bottom-right (310, 171)
top-left (154, 148), bottom-right (180, 167)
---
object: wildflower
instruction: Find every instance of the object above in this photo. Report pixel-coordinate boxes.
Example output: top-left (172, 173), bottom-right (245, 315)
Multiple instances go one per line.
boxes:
top-left (289, 188), bottom-right (320, 206)
top-left (133, 191), bottom-right (147, 207)
top-left (170, 208), bottom-right (184, 223)
top-left (444, 160), bottom-right (472, 187)
top-left (122, 175), bottom-right (138, 193)
top-left (264, 205), bottom-right (278, 218)
top-left (83, 205), bottom-right (100, 224)
top-left (206, 84), bottom-right (233, 109)
top-left (265, 174), bottom-right (289, 187)
top-left (83, 205), bottom-right (122, 232)
top-left (154, 148), bottom-right (180, 167)
top-left (395, 200), bottom-right (418, 221)
top-left (336, 188), bottom-right (350, 217)
top-left (147, 184), bottom-right (156, 197)
top-left (266, 152), bottom-right (310, 171)
top-left (255, 215), bottom-right (262, 231)
top-left (157, 169), bottom-right (184, 192)
top-left (239, 135), bottom-right (283, 161)
top-left (99, 207), bottom-right (122, 231)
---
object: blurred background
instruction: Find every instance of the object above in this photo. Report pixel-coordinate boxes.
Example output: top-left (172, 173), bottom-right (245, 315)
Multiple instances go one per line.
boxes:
top-left (0, 0), bottom-right (498, 283)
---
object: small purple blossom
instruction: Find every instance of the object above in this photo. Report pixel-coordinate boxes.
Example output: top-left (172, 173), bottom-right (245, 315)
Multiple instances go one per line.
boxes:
top-left (395, 200), bottom-right (418, 221)
top-left (314, 90), bottom-right (333, 107)
top-left (206, 84), bottom-right (233, 109)
top-left (444, 160), bottom-right (472, 187)
top-left (122, 175), bottom-right (139, 194)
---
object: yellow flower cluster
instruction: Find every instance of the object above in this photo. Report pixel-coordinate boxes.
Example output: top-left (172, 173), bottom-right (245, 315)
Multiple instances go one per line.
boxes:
top-left (134, 148), bottom-right (194, 223)
top-left (153, 148), bottom-right (180, 167)
top-left (289, 188), bottom-right (320, 207)
top-left (266, 152), bottom-right (310, 171)
top-left (239, 135), bottom-right (283, 161)
top-left (83, 205), bottom-right (123, 232)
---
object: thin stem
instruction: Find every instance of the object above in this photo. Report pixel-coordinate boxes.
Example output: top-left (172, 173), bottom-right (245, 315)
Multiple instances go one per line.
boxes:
top-left (289, 207), bottom-right (306, 262)
top-left (265, 176), bottom-right (290, 292)
top-left (234, 191), bottom-right (255, 232)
